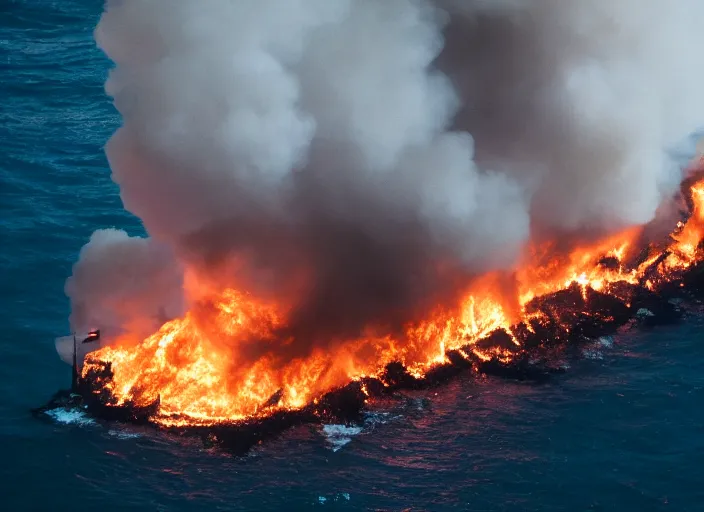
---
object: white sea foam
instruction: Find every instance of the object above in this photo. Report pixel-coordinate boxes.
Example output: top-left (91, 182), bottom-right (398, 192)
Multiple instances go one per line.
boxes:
top-left (582, 348), bottom-right (605, 361)
top-left (108, 429), bottom-right (142, 439)
top-left (44, 408), bottom-right (96, 426)
top-left (316, 493), bottom-right (351, 505)
top-left (598, 336), bottom-right (614, 348)
top-left (321, 424), bottom-right (363, 452)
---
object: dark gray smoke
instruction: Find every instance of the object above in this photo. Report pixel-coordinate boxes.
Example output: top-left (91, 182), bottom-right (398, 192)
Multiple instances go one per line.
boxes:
top-left (67, 0), bottom-right (704, 356)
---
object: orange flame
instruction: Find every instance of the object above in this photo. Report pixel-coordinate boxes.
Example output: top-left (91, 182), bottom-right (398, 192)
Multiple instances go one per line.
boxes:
top-left (665, 181), bottom-right (704, 269)
top-left (83, 174), bottom-right (704, 427)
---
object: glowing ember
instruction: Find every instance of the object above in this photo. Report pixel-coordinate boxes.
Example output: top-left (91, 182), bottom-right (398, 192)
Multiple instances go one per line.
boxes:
top-left (83, 177), bottom-right (704, 427)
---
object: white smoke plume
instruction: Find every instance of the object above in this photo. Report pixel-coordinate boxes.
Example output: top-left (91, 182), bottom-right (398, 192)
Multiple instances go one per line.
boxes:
top-left (67, 0), bottom-right (704, 352)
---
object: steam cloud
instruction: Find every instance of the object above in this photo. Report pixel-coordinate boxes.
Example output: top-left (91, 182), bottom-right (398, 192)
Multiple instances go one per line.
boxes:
top-left (67, 0), bottom-right (704, 353)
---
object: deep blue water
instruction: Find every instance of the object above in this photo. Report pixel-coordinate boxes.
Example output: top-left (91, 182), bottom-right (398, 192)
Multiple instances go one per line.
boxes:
top-left (2, 2), bottom-right (704, 510)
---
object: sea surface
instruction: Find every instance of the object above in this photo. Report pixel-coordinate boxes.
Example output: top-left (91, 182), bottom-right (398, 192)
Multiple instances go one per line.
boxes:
top-left (1, 2), bottom-right (704, 510)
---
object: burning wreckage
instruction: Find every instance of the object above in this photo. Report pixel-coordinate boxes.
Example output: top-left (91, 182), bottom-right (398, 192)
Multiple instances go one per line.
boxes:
top-left (36, 174), bottom-right (704, 456)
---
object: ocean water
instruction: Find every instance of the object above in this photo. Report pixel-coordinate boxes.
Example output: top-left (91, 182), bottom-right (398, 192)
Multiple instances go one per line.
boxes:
top-left (2, 2), bottom-right (704, 510)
